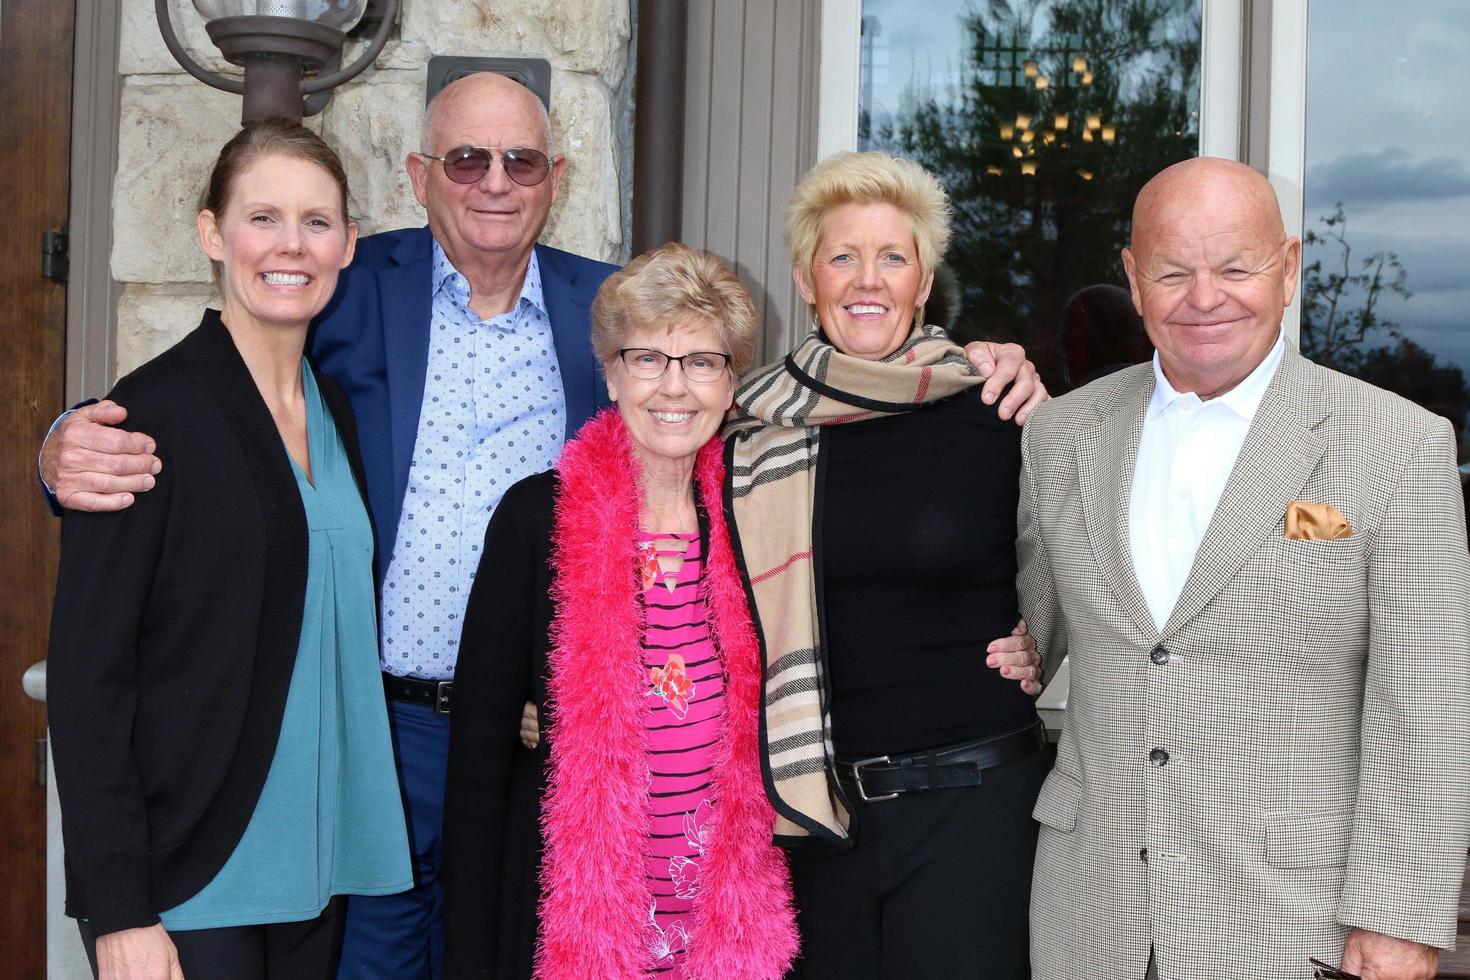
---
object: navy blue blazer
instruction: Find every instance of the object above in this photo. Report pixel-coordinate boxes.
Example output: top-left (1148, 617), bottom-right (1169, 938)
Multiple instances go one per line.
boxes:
top-left (310, 227), bottom-right (617, 575)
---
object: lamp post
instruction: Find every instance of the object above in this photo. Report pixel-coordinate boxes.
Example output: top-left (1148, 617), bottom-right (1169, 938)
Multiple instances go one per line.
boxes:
top-left (156, 0), bottom-right (400, 123)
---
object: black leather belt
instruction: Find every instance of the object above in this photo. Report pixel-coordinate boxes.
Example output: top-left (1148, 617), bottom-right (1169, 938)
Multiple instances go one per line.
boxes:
top-left (835, 720), bottom-right (1047, 803)
top-left (383, 673), bottom-right (453, 715)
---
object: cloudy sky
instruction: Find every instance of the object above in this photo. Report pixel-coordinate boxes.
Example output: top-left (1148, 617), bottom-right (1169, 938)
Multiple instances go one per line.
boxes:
top-left (1304, 0), bottom-right (1470, 373)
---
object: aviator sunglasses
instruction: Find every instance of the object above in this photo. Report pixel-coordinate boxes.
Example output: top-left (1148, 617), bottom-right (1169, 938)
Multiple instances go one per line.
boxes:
top-left (422, 145), bottom-right (552, 186)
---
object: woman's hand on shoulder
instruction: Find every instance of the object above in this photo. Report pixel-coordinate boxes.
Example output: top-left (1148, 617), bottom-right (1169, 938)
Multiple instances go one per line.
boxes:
top-left (519, 701), bottom-right (541, 749)
top-left (963, 342), bottom-right (1049, 425)
top-left (95, 924), bottom-right (184, 980)
top-left (985, 619), bottom-right (1043, 696)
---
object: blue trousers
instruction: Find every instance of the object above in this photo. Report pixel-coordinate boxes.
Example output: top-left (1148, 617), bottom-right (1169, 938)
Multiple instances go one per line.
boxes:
top-left (337, 699), bottom-right (449, 979)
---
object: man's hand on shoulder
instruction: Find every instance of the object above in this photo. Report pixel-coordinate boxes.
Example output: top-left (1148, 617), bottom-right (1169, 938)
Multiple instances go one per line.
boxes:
top-left (42, 400), bottom-right (160, 513)
top-left (1341, 927), bottom-right (1438, 980)
top-left (963, 341), bottom-right (1049, 425)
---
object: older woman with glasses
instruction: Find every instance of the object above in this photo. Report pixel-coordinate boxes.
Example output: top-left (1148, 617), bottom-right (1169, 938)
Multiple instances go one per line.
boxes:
top-left (441, 243), bottom-right (798, 979)
top-left (725, 151), bottom-right (1048, 978)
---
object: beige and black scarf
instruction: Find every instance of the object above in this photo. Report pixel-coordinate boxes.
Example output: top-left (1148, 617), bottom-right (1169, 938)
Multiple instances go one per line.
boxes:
top-left (724, 323), bottom-right (982, 843)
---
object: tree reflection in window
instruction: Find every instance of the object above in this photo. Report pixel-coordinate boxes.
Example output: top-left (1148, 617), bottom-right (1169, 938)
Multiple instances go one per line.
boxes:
top-left (860, 0), bottom-right (1201, 393)
top-left (1300, 203), bottom-right (1470, 522)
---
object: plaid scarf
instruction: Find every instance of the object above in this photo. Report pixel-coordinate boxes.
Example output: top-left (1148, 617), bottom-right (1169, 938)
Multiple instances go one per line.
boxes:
top-left (724, 323), bottom-right (982, 843)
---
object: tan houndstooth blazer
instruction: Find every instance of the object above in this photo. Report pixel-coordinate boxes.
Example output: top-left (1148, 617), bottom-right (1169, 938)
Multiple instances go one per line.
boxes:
top-left (1018, 344), bottom-right (1470, 980)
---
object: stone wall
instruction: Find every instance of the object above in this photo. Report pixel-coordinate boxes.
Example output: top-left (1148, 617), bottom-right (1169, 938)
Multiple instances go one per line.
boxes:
top-left (114, 0), bottom-right (632, 375)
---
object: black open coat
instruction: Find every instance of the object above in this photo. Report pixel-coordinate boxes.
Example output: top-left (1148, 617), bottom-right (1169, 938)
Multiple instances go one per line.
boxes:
top-left (47, 310), bottom-right (371, 936)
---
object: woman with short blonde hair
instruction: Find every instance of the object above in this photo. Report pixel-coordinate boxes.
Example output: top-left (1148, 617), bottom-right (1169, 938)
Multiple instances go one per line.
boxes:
top-left (785, 150), bottom-right (953, 303)
top-left (726, 150), bottom-right (1046, 978)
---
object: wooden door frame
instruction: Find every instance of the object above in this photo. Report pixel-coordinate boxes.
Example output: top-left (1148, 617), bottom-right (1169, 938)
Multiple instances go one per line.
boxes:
top-left (46, 8), bottom-right (123, 974)
top-left (0, 0), bottom-right (77, 975)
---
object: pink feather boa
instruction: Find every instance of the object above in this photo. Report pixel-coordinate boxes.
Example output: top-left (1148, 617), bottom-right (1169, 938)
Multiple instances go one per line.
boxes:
top-left (534, 409), bottom-right (798, 979)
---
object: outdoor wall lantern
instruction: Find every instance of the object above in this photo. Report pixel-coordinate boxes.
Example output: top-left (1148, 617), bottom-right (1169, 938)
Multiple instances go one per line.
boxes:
top-left (156, 0), bottom-right (399, 123)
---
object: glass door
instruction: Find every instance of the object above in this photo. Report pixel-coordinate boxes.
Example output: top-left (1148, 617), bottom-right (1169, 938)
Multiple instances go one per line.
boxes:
top-left (853, 0), bottom-right (1205, 393)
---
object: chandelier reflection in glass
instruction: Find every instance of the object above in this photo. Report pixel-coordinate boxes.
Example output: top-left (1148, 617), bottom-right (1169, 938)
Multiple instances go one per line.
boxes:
top-left (982, 38), bottom-right (1115, 180)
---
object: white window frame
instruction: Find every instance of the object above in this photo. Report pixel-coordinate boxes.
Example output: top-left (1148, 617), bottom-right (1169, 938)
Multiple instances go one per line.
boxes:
top-left (816, 0), bottom-right (861, 161)
top-left (1265, 0), bottom-right (1309, 343)
top-left (1200, 0), bottom-right (1245, 159)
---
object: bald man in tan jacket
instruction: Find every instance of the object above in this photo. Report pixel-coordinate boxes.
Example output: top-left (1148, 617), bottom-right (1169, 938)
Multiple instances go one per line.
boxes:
top-left (1019, 158), bottom-right (1470, 980)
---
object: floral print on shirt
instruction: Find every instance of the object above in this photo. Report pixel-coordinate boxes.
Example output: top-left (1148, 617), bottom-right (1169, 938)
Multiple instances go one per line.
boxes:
top-left (649, 653), bottom-right (695, 719)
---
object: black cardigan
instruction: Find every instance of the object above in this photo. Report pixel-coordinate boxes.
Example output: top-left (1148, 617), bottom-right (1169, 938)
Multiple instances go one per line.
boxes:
top-left (441, 471), bottom-right (557, 979)
top-left (46, 310), bottom-right (372, 936)
top-left (440, 471), bottom-right (718, 978)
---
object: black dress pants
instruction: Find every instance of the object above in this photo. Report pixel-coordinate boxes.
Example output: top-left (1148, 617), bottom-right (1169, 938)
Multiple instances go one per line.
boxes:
top-left (79, 895), bottom-right (345, 980)
top-left (787, 751), bottom-right (1047, 979)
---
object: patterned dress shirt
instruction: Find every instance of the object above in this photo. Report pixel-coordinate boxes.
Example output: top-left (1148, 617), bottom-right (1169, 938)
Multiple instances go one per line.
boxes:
top-left (379, 243), bottom-right (567, 679)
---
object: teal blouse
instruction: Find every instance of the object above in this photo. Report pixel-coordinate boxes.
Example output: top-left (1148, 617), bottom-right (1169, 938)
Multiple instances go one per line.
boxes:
top-left (161, 363), bottom-right (411, 930)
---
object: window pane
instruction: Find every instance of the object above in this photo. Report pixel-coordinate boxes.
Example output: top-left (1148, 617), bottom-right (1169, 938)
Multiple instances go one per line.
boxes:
top-left (858, 0), bottom-right (1202, 392)
top-left (1303, 0), bottom-right (1470, 517)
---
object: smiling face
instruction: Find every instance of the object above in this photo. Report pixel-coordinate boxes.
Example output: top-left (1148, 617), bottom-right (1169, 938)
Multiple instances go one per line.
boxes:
top-left (197, 152), bottom-right (357, 331)
top-left (796, 201), bottom-right (934, 361)
top-left (407, 73), bottom-right (566, 272)
top-left (605, 316), bottom-right (735, 473)
top-left (1122, 158), bottom-right (1301, 399)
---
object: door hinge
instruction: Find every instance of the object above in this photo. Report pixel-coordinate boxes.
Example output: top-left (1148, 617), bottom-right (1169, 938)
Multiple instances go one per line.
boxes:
top-left (35, 738), bottom-right (47, 789)
top-left (42, 229), bottom-right (68, 283)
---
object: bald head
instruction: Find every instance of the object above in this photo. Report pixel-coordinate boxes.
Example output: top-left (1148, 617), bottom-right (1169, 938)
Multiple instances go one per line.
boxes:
top-left (1131, 157), bottom-right (1284, 249)
top-left (1120, 156), bottom-right (1301, 399)
top-left (422, 72), bottom-right (552, 156)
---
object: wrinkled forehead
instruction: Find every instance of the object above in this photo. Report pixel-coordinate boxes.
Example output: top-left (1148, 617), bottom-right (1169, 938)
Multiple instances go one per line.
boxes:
top-left (1137, 224), bottom-right (1282, 270)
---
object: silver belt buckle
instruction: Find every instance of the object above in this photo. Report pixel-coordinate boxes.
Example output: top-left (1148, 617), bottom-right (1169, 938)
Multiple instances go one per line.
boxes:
top-left (435, 681), bottom-right (453, 715)
top-left (846, 754), bottom-right (899, 803)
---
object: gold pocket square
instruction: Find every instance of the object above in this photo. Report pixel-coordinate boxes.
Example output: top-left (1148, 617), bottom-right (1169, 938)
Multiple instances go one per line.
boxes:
top-left (1284, 500), bottom-right (1353, 540)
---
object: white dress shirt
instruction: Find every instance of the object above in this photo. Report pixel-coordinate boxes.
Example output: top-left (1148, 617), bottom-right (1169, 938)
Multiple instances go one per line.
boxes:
top-left (1128, 332), bottom-right (1286, 630)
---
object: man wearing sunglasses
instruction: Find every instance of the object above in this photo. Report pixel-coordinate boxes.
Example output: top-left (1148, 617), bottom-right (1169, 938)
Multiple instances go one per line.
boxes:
top-left (315, 71), bottom-right (605, 979)
top-left (39, 69), bottom-right (1049, 978)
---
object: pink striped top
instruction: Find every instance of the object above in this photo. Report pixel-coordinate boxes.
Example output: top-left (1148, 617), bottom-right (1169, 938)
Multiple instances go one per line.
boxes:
top-left (637, 530), bottom-right (724, 977)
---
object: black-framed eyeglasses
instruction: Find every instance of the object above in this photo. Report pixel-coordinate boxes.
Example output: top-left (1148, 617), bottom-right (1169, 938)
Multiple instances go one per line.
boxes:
top-left (618, 348), bottom-right (732, 384)
top-left (1310, 958), bottom-right (1362, 980)
top-left (422, 145), bottom-right (552, 186)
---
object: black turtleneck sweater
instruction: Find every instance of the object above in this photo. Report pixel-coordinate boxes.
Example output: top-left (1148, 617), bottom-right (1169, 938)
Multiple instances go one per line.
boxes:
top-left (819, 391), bottom-right (1038, 758)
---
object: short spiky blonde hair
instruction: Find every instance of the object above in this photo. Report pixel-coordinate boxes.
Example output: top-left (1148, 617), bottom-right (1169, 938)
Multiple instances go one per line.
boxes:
top-left (785, 151), bottom-right (953, 295)
top-left (591, 242), bottom-right (757, 375)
